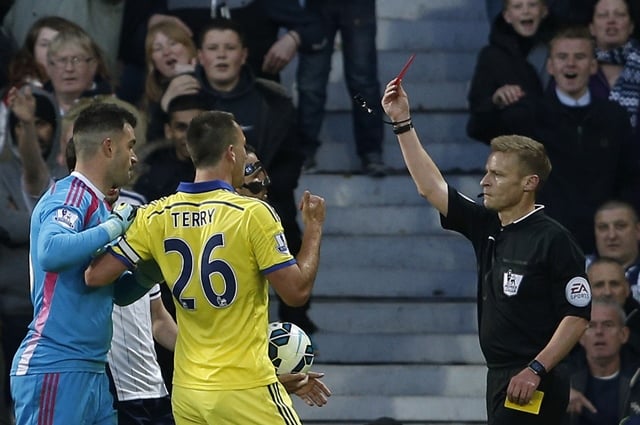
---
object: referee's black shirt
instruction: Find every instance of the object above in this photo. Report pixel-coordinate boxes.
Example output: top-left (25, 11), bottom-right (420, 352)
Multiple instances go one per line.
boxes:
top-left (441, 186), bottom-right (591, 369)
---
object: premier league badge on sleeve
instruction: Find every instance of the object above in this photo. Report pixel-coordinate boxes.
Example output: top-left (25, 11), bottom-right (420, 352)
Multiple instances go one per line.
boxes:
top-left (54, 208), bottom-right (80, 230)
top-left (274, 232), bottom-right (290, 255)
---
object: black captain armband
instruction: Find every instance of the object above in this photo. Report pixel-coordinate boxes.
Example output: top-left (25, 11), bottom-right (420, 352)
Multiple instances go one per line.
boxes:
top-left (527, 359), bottom-right (547, 377)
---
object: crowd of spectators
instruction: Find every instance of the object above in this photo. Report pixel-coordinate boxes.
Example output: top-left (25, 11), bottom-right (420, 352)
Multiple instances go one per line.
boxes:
top-left (0, 0), bottom-right (640, 423)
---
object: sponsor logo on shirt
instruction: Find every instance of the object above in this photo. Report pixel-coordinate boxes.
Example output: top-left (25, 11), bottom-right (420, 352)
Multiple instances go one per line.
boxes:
top-left (54, 208), bottom-right (79, 230)
top-left (565, 277), bottom-right (591, 307)
top-left (503, 269), bottom-right (524, 296)
top-left (274, 232), bottom-right (290, 255)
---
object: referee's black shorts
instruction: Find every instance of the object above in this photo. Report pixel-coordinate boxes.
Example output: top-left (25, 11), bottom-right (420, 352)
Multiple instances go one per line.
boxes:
top-left (486, 363), bottom-right (569, 425)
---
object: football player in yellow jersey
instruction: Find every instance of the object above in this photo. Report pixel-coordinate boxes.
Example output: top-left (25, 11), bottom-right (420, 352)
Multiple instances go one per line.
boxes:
top-left (238, 145), bottom-right (331, 408)
top-left (85, 110), bottom-right (326, 424)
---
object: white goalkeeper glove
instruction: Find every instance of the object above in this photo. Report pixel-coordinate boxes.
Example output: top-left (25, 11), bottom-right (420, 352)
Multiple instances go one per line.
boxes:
top-left (100, 202), bottom-right (137, 240)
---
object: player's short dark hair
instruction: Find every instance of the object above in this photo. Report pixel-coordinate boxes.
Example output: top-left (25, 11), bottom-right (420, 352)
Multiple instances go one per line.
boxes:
top-left (73, 103), bottom-right (137, 157)
top-left (167, 94), bottom-right (209, 117)
top-left (490, 135), bottom-right (552, 190)
top-left (245, 144), bottom-right (256, 155)
top-left (186, 110), bottom-right (239, 167)
top-left (197, 18), bottom-right (246, 49)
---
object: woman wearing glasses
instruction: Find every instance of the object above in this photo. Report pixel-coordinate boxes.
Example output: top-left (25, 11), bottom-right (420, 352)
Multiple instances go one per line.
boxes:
top-left (44, 25), bottom-right (112, 115)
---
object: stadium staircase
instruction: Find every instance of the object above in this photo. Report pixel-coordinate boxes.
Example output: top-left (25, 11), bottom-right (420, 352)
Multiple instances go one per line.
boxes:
top-left (276, 1), bottom-right (492, 423)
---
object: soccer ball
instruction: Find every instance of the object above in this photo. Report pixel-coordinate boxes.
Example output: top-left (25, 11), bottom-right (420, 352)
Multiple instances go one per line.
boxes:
top-left (268, 321), bottom-right (314, 374)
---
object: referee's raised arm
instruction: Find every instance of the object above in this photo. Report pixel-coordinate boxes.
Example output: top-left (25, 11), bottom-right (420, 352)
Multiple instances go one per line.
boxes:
top-left (381, 79), bottom-right (449, 217)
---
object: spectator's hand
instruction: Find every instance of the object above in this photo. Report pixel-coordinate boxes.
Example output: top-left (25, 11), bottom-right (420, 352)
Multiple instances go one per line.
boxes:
top-left (174, 58), bottom-right (197, 75)
top-left (567, 387), bottom-right (597, 415)
top-left (7, 85), bottom-right (36, 124)
top-left (506, 367), bottom-right (540, 405)
top-left (147, 14), bottom-right (193, 37)
top-left (262, 31), bottom-right (299, 75)
top-left (299, 191), bottom-right (326, 226)
top-left (160, 74), bottom-right (201, 112)
top-left (278, 372), bottom-right (331, 407)
top-left (491, 84), bottom-right (525, 108)
top-left (381, 79), bottom-right (411, 123)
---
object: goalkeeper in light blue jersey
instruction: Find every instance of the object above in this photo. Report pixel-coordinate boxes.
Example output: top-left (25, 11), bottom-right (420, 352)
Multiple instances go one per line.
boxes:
top-left (10, 103), bottom-right (138, 425)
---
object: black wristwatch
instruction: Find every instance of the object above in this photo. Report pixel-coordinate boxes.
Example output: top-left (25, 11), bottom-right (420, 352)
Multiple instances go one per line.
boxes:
top-left (527, 359), bottom-right (547, 377)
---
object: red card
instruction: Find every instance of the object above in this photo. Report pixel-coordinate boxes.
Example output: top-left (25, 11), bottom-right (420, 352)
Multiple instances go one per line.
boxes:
top-left (396, 53), bottom-right (416, 81)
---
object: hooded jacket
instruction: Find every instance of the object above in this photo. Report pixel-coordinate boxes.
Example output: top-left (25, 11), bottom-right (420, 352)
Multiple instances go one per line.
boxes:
top-left (193, 64), bottom-right (304, 253)
top-left (0, 85), bottom-right (62, 316)
top-left (467, 13), bottom-right (555, 143)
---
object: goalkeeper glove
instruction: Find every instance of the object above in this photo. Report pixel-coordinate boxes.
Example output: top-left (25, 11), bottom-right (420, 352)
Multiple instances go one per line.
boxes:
top-left (100, 202), bottom-right (137, 240)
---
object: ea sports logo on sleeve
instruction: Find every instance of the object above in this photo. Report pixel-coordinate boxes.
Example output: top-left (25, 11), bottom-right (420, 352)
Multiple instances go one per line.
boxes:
top-left (565, 277), bottom-right (591, 307)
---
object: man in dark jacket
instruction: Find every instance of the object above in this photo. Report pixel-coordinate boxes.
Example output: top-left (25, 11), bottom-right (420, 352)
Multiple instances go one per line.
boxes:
top-left (500, 26), bottom-right (640, 253)
top-left (566, 298), bottom-right (640, 425)
top-left (189, 18), bottom-right (314, 332)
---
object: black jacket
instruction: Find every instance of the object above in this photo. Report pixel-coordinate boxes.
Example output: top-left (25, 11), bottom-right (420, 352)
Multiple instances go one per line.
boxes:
top-left (568, 361), bottom-right (640, 425)
top-left (466, 14), bottom-right (554, 143)
top-left (500, 89), bottom-right (640, 253)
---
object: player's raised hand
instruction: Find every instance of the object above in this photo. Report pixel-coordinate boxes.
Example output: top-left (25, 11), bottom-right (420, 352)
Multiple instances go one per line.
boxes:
top-left (299, 191), bottom-right (325, 226)
top-left (381, 79), bottom-right (410, 124)
top-left (101, 202), bottom-right (137, 240)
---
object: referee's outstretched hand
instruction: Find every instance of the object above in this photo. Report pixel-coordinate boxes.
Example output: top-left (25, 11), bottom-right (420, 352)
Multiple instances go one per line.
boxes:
top-left (381, 78), bottom-right (410, 124)
top-left (299, 191), bottom-right (325, 226)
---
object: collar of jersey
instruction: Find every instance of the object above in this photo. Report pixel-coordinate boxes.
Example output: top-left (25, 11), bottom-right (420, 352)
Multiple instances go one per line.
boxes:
top-left (507, 204), bottom-right (545, 227)
top-left (177, 179), bottom-right (235, 194)
top-left (70, 170), bottom-right (106, 200)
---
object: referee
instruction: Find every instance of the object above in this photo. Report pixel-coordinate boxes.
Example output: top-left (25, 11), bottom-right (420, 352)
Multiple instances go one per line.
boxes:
top-left (381, 80), bottom-right (591, 424)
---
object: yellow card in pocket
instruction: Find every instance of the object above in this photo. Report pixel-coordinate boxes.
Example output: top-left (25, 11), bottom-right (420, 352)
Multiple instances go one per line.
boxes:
top-left (504, 390), bottom-right (544, 415)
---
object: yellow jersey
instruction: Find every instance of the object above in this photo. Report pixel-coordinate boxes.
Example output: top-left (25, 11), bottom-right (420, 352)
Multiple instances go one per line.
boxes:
top-left (112, 180), bottom-right (295, 390)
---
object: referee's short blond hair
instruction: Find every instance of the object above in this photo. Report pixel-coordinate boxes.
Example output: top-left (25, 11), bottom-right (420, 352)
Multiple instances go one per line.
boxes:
top-left (490, 135), bottom-right (552, 188)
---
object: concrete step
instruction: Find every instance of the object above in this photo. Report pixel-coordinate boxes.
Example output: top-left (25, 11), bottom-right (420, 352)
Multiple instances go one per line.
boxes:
top-left (322, 112), bottom-right (476, 144)
top-left (306, 332), bottom-right (483, 364)
top-left (319, 205), bottom-right (443, 236)
top-left (377, 0), bottom-right (487, 22)
top-left (296, 174), bottom-right (484, 207)
top-left (347, 51), bottom-right (478, 84)
top-left (378, 20), bottom-right (488, 53)
top-left (307, 267), bottom-right (477, 298)
top-left (289, 364), bottom-right (489, 423)
top-left (310, 139), bottom-right (487, 174)
top-left (294, 395), bottom-right (486, 423)
top-left (301, 300), bottom-right (478, 334)
top-left (302, 365), bottom-right (486, 396)
top-left (306, 114), bottom-right (490, 173)
top-left (325, 80), bottom-right (470, 111)
top-left (318, 235), bottom-right (476, 270)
